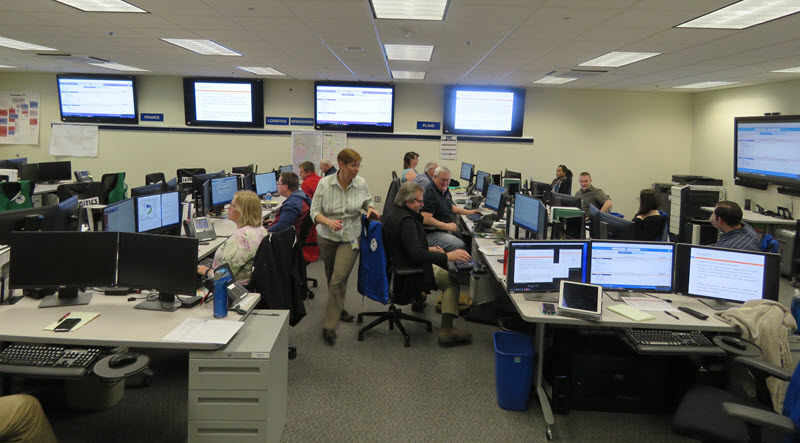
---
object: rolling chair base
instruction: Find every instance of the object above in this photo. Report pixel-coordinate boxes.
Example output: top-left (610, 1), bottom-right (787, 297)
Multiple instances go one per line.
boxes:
top-left (357, 304), bottom-right (433, 347)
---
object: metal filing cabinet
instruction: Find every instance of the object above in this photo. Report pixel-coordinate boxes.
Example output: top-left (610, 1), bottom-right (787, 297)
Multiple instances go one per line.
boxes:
top-left (188, 310), bottom-right (289, 443)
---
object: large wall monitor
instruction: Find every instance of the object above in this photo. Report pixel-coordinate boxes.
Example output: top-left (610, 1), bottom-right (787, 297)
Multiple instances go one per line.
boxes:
top-left (674, 243), bottom-right (780, 309)
top-left (183, 78), bottom-right (264, 128)
top-left (589, 241), bottom-right (675, 293)
top-left (734, 115), bottom-right (800, 191)
top-left (57, 74), bottom-right (138, 124)
top-left (442, 85), bottom-right (525, 137)
top-left (314, 81), bottom-right (395, 133)
top-left (506, 240), bottom-right (589, 293)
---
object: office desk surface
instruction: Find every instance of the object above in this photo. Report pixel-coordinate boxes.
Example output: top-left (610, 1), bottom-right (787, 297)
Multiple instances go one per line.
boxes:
top-left (0, 292), bottom-right (260, 350)
top-left (701, 206), bottom-right (796, 226)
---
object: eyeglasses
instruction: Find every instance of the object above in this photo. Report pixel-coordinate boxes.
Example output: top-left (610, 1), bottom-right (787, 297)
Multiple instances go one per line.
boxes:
top-left (414, 198), bottom-right (424, 204)
top-left (228, 202), bottom-right (238, 210)
top-left (277, 182), bottom-right (286, 186)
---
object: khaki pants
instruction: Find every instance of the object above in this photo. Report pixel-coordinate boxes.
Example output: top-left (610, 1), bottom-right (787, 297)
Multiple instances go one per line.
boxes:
top-left (318, 236), bottom-right (360, 330)
top-left (0, 394), bottom-right (58, 443)
top-left (434, 266), bottom-right (460, 317)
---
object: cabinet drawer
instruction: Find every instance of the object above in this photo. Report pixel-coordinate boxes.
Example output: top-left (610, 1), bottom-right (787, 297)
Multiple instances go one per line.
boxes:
top-left (188, 420), bottom-right (276, 443)
top-left (189, 358), bottom-right (272, 390)
top-left (189, 390), bottom-right (269, 421)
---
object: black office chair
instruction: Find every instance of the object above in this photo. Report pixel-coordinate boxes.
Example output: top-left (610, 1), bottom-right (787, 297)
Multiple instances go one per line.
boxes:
top-left (382, 178), bottom-right (401, 220)
top-left (357, 219), bottom-right (433, 347)
top-left (391, 170), bottom-right (398, 180)
top-left (145, 172), bottom-right (166, 185)
top-left (297, 206), bottom-right (318, 300)
top-left (672, 355), bottom-right (800, 442)
top-left (56, 182), bottom-right (102, 204)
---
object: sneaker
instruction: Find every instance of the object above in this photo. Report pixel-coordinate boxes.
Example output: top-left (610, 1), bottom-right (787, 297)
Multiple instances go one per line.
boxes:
top-left (340, 310), bottom-right (354, 322)
top-left (437, 328), bottom-right (472, 346)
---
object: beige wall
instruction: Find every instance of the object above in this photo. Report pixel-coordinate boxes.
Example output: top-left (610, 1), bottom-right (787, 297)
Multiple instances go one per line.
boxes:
top-left (0, 72), bottom-right (695, 216)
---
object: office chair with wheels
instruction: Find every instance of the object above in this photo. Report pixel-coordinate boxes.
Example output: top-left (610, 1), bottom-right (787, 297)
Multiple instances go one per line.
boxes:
top-left (100, 172), bottom-right (127, 205)
top-left (383, 178), bottom-right (401, 220)
top-left (297, 204), bottom-right (318, 299)
top-left (357, 217), bottom-right (433, 347)
top-left (57, 182), bottom-right (102, 205)
top-left (391, 170), bottom-right (398, 180)
top-left (672, 355), bottom-right (800, 442)
top-left (761, 234), bottom-right (779, 253)
top-left (145, 172), bottom-right (166, 185)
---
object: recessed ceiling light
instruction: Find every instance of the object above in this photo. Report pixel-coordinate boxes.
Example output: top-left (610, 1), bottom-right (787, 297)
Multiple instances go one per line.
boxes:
top-left (370, 0), bottom-right (448, 20)
top-left (160, 39), bottom-right (242, 56)
top-left (677, 0), bottom-right (800, 30)
top-left (771, 66), bottom-right (800, 73)
top-left (345, 47), bottom-right (365, 52)
top-left (578, 51), bottom-right (660, 68)
top-left (53, 0), bottom-right (147, 13)
top-left (674, 81), bottom-right (739, 89)
top-left (384, 44), bottom-right (434, 61)
top-left (532, 76), bottom-right (578, 85)
top-left (0, 65), bottom-right (17, 69)
top-left (88, 62), bottom-right (149, 71)
top-left (0, 36), bottom-right (57, 51)
top-left (237, 66), bottom-right (286, 76)
top-left (392, 70), bottom-right (425, 80)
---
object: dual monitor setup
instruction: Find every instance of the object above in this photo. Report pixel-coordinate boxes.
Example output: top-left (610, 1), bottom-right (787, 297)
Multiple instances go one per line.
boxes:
top-left (5, 160), bottom-right (72, 184)
top-left (506, 240), bottom-right (780, 310)
top-left (8, 231), bottom-right (198, 312)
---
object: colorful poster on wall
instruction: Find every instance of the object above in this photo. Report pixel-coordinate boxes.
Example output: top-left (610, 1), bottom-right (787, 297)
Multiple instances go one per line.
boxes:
top-left (441, 135), bottom-right (457, 160)
top-left (0, 91), bottom-right (40, 145)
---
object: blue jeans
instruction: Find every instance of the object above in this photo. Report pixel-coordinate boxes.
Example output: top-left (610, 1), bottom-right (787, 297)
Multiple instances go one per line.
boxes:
top-left (427, 230), bottom-right (465, 252)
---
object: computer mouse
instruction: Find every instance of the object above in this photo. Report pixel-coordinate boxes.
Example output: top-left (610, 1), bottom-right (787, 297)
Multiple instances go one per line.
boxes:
top-left (108, 352), bottom-right (138, 369)
top-left (720, 336), bottom-right (748, 350)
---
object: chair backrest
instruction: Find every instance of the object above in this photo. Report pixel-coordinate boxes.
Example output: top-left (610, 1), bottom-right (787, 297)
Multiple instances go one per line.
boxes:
top-left (357, 217), bottom-right (390, 305)
top-left (0, 181), bottom-right (35, 211)
top-left (658, 210), bottom-right (670, 242)
top-left (101, 172), bottom-right (127, 204)
top-left (761, 233), bottom-right (779, 253)
top-left (383, 178), bottom-right (402, 220)
top-left (391, 170), bottom-right (398, 179)
top-left (782, 362), bottom-right (800, 430)
top-left (145, 172), bottom-right (166, 185)
top-left (558, 177), bottom-right (573, 195)
top-left (56, 182), bottom-right (103, 206)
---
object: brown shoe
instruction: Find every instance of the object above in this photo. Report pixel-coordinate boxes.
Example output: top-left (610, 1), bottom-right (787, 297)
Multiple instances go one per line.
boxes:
top-left (438, 328), bottom-right (472, 346)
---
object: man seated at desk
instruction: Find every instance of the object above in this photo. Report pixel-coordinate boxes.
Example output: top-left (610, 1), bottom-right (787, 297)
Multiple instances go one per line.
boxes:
top-left (575, 171), bottom-right (612, 214)
top-left (709, 200), bottom-right (761, 252)
top-left (319, 158), bottom-right (336, 177)
top-left (298, 161), bottom-right (320, 199)
top-left (265, 172), bottom-right (311, 233)
top-left (421, 166), bottom-right (481, 252)
top-left (384, 182), bottom-right (473, 346)
top-left (412, 161), bottom-right (437, 188)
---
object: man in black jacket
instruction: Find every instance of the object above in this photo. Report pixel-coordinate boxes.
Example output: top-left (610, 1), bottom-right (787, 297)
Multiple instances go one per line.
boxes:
top-left (383, 182), bottom-right (473, 346)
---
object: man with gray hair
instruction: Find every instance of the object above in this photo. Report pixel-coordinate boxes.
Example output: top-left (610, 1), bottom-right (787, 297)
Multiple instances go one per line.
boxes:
top-left (412, 161), bottom-right (437, 188)
top-left (421, 166), bottom-right (481, 252)
top-left (383, 182), bottom-right (474, 345)
top-left (319, 158), bottom-right (336, 177)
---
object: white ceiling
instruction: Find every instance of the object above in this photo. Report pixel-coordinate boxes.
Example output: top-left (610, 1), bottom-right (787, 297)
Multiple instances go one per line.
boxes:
top-left (3, 0), bottom-right (800, 92)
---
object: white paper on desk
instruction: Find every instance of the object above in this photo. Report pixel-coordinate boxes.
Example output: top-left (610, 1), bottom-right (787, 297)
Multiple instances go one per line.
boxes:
top-left (162, 318), bottom-right (243, 344)
top-left (480, 246), bottom-right (506, 256)
top-left (621, 297), bottom-right (678, 312)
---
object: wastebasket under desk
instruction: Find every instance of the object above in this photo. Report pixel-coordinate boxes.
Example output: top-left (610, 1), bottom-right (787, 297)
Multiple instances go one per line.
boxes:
top-left (188, 310), bottom-right (289, 443)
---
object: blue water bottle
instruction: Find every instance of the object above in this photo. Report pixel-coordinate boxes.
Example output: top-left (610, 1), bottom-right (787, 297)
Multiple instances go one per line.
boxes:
top-left (213, 268), bottom-right (231, 318)
top-left (792, 289), bottom-right (800, 335)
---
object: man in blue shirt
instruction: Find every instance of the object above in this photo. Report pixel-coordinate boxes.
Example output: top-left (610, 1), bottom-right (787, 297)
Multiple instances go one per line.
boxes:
top-left (710, 201), bottom-right (761, 251)
top-left (265, 172), bottom-right (311, 233)
top-left (412, 161), bottom-right (437, 188)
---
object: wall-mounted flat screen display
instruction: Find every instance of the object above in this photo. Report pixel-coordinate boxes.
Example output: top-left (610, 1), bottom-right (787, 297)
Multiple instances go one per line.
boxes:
top-left (734, 115), bottom-right (800, 190)
top-left (183, 78), bottom-right (264, 128)
top-left (443, 85), bottom-right (525, 137)
top-left (57, 74), bottom-right (138, 124)
top-left (315, 81), bottom-right (395, 133)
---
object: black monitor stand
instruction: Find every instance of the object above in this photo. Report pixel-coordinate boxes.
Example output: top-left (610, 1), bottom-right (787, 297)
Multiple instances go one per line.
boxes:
top-left (697, 298), bottom-right (739, 310)
top-left (39, 287), bottom-right (92, 308)
top-left (135, 292), bottom-right (181, 312)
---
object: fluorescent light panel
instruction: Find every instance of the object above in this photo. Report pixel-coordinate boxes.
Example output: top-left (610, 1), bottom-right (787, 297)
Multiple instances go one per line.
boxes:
top-left (0, 65), bottom-right (17, 69)
top-left (89, 62), bottom-right (149, 71)
top-left (532, 76), bottom-right (578, 85)
top-left (371, 0), bottom-right (448, 20)
top-left (579, 51), bottom-right (660, 68)
top-left (0, 36), bottom-right (57, 51)
top-left (677, 0), bottom-right (800, 30)
top-left (53, 0), bottom-right (147, 13)
top-left (772, 66), bottom-right (800, 73)
top-left (674, 81), bottom-right (739, 89)
top-left (384, 44), bottom-right (434, 61)
top-left (237, 66), bottom-right (285, 76)
top-left (160, 39), bottom-right (242, 56)
top-left (392, 70), bottom-right (425, 79)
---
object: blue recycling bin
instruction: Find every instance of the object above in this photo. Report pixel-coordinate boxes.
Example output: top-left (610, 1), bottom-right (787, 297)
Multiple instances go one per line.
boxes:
top-left (493, 331), bottom-right (535, 411)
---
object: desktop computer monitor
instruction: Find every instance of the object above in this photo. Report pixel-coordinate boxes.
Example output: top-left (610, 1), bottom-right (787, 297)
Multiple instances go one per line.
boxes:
top-left (485, 184), bottom-right (505, 211)
top-left (279, 165), bottom-right (292, 174)
top-left (0, 206), bottom-right (56, 244)
top-left (589, 240), bottom-right (675, 293)
top-left (118, 232), bottom-right (199, 312)
top-left (595, 211), bottom-right (635, 240)
top-left (0, 158), bottom-right (27, 170)
top-left (512, 193), bottom-right (547, 239)
top-left (254, 172), bottom-right (277, 197)
top-left (42, 195), bottom-right (80, 232)
top-left (9, 231), bottom-right (118, 307)
top-left (551, 192), bottom-right (581, 209)
top-left (232, 164), bottom-right (255, 175)
top-left (460, 162), bottom-right (474, 183)
top-left (209, 176), bottom-right (238, 208)
top-left (103, 198), bottom-right (136, 233)
top-left (135, 191), bottom-right (180, 234)
top-left (502, 178), bottom-right (521, 197)
top-left (18, 163), bottom-right (39, 182)
top-left (475, 170), bottom-right (490, 194)
top-left (530, 180), bottom-right (551, 196)
top-left (37, 161), bottom-right (72, 183)
top-left (674, 243), bottom-right (780, 309)
top-left (506, 240), bottom-right (589, 294)
top-left (504, 169), bottom-right (522, 180)
top-left (131, 182), bottom-right (166, 197)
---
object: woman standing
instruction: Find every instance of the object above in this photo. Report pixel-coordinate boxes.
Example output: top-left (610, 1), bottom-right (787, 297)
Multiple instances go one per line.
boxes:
top-left (401, 151), bottom-right (419, 184)
top-left (311, 148), bottom-right (380, 345)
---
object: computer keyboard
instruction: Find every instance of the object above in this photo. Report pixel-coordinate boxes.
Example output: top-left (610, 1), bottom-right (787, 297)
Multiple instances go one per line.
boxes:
top-left (467, 213), bottom-right (484, 222)
top-left (0, 344), bottom-right (102, 378)
top-left (448, 260), bottom-right (475, 273)
top-left (199, 257), bottom-right (214, 268)
top-left (623, 329), bottom-right (725, 356)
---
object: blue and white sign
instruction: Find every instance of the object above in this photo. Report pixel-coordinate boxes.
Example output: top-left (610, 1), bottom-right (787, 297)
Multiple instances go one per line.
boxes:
top-left (291, 117), bottom-right (314, 126)
top-left (266, 117), bottom-right (289, 125)
top-left (140, 113), bottom-right (164, 122)
top-left (417, 121), bottom-right (441, 130)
